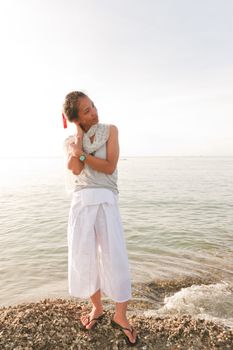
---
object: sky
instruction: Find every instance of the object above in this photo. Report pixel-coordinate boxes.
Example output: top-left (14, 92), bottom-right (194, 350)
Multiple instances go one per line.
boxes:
top-left (0, 0), bottom-right (232, 157)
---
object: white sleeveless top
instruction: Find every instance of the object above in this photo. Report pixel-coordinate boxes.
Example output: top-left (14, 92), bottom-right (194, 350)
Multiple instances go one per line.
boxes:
top-left (64, 124), bottom-right (118, 194)
top-left (74, 140), bottom-right (118, 194)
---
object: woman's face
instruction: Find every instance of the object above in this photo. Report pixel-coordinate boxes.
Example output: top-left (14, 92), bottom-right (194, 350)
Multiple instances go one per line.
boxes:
top-left (76, 96), bottom-right (98, 129)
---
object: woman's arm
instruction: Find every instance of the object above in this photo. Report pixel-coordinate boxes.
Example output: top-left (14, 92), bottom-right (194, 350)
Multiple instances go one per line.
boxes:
top-left (85, 125), bottom-right (119, 174)
top-left (66, 122), bottom-right (85, 175)
top-left (67, 135), bottom-right (84, 175)
top-left (68, 125), bottom-right (119, 175)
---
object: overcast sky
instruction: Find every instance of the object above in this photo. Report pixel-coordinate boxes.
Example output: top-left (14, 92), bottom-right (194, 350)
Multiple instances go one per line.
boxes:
top-left (0, 0), bottom-right (232, 157)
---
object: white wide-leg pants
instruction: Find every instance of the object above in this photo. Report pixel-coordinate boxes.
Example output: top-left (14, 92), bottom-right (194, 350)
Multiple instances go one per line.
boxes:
top-left (67, 188), bottom-right (132, 302)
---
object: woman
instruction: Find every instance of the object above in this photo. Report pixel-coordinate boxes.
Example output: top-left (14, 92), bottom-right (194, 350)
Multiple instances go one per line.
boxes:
top-left (62, 91), bottom-right (139, 346)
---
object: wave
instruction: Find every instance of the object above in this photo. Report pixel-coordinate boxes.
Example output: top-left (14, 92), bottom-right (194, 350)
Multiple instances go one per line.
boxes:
top-left (134, 277), bottom-right (233, 328)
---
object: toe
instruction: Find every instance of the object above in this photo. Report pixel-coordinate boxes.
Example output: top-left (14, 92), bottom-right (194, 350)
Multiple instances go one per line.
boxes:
top-left (125, 328), bottom-right (137, 344)
top-left (131, 330), bottom-right (138, 344)
top-left (85, 319), bottom-right (96, 329)
top-left (80, 314), bottom-right (90, 326)
top-left (113, 318), bottom-right (137, 344)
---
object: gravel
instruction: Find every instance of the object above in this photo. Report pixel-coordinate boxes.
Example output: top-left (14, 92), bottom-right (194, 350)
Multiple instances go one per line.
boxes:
top-left (1, 297), bottom-right (232, 350)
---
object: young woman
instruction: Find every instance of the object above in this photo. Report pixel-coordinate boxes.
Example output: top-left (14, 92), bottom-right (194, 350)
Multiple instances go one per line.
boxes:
top-left (63, 91), bottom-right (139, 346)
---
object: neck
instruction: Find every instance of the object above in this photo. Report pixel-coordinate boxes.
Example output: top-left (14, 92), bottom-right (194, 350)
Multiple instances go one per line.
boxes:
top-left (81, 122), bottom-right (98, 133)
top-left (80, 124), bottom-right (92, 133)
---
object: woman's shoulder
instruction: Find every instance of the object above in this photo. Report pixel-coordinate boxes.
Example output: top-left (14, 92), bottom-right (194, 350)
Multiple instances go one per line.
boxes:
top-left (108, 125), bottom-right (118, 138)
top-left (64, 134), bottom-right (75, 145)
top-left (109, 124), bottom-right (118, 132)
top-left (63, 135), bottom-right (75, 152)
top-left (99, 123), bottom-right (118, 132)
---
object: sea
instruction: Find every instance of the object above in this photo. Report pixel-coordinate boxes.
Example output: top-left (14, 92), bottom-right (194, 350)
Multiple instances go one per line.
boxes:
top-left (0, 156), bottom-right (233, 328)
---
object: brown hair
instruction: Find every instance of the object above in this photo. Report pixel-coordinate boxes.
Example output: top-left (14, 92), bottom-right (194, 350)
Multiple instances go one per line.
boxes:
top-left (63, 91), bottom-right (88, 122)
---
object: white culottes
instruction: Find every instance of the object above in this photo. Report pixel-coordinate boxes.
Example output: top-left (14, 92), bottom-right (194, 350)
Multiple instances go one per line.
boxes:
top-left (67, 188), bottom-right (132, 302)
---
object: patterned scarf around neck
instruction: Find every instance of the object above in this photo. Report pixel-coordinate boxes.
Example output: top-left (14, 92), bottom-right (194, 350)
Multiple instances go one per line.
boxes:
top-left (63, 123), bottom-right (110, 192)
top-left (82, 123), bottom-right (110, 154)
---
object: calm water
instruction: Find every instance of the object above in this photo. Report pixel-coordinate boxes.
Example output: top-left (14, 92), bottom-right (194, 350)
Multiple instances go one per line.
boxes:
top-left (1, 157), bottom-right (233, 326)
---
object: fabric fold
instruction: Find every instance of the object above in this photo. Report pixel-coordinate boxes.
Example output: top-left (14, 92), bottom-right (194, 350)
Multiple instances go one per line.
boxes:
top-left (67, 188), bottom-right (131, 302)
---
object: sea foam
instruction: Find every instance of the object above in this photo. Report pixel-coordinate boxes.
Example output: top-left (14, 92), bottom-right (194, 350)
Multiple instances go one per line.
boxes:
top-left (145, 282), bottom-right (233, 328)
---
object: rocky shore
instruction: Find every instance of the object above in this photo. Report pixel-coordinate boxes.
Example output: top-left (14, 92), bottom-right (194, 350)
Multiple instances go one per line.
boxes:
top-left (0, 277), bottom-right (233, 350)
top-left (1, 277), bottom-right (233, 349)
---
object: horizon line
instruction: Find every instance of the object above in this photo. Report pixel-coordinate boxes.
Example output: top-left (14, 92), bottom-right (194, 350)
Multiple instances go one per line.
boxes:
top-left (0, 155), bottom-right (233, 159)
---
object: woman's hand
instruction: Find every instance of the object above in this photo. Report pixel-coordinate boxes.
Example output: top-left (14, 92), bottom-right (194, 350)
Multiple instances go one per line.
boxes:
top-left (68, 122), bottom-right (84, 158)
top-left (67, 132), bottom-right (85, 175)
top-left (66, 122), bottom-right (85, 174)
top-left (69, 137), bottom-right (83, 158)
top-left (69, 121), bottom-right (83, 155)
top-left (76, 123), bottom-right (84, 138)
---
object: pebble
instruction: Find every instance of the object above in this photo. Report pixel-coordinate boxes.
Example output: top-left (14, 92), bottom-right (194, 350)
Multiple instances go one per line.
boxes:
top-left (1, 277), bottom-right (233, 350)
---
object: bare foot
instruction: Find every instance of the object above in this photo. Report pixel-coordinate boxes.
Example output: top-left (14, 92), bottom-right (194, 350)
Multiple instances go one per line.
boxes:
top-left (80, 307), bottom-right (104, 329)
top-left (113, 315), bottom-right (138, 344)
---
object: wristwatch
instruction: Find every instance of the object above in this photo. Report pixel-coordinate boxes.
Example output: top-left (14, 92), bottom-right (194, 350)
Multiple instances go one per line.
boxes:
top-left (79, 153), bottom-right (86, 162)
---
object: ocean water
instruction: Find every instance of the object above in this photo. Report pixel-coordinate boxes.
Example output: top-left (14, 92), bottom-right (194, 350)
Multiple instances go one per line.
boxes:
top-left (0, 157), bottom-right (233, 327)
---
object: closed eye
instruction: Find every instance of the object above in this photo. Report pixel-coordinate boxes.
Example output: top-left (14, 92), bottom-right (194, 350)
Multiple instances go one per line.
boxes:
top-left (83, 101), bottom-right (96, 114)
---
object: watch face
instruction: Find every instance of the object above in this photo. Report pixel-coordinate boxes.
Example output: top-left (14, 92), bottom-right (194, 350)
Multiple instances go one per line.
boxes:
top-left (79, 155), bottom-right (86, 162)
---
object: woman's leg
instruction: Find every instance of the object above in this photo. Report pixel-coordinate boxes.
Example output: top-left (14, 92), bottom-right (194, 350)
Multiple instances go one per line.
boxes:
top-left (113, 301), bottom-right (138, 344)
top-left (80, 289), bottom-right (104, 329)
top-left (93, 202), bottom-right (137, 341)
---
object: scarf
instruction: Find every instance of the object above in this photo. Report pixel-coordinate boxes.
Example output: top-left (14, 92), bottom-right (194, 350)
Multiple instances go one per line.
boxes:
top-left (82, 123), bottom-right (109, 154)
top-left (64, 123), bottom-right (109, 155)
top-left (63, 123), bottom-right (109, 193)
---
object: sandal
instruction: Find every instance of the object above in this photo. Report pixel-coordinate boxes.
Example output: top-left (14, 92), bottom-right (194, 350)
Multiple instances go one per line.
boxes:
top-left (111, 319), bottom-right (139, 347)
top-left (81, 313), bottom-right (105, 330)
